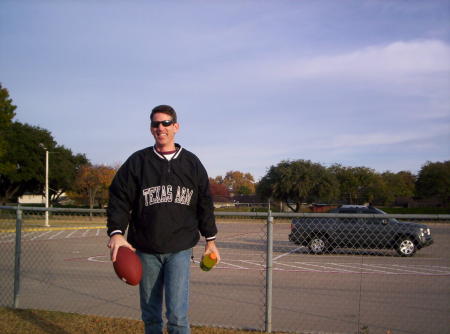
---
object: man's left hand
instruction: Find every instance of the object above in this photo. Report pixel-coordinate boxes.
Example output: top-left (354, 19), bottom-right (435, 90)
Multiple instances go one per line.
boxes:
top-left (203, 240), bottom-right (220, 264)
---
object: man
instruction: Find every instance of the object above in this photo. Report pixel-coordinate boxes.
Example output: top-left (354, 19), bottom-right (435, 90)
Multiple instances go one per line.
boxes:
top-left (107, 105), bottom-right (219, 334)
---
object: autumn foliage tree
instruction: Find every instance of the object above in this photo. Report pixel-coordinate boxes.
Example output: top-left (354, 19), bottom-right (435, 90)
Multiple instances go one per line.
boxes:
top-left (219, 171), bottom-right (256, 195)
top-left (73, 165), bottom-right (116, 210)
top-left (209, 178), bottom-right (230, 198)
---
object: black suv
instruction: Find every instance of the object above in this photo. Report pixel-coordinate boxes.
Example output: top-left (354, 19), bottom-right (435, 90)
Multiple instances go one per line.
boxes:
top-left (289, 205), bottom-right (433, 256)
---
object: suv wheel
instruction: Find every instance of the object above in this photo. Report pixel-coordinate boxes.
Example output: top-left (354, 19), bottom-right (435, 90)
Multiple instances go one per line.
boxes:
top-left (396, 237), bottom-right (416, 257)
top-left (308, 237), bottom-right (328, 254)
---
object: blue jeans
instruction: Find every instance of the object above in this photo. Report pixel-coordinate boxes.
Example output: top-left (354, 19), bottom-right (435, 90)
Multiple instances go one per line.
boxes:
top-left (137, 249), bottom-right (192, 334)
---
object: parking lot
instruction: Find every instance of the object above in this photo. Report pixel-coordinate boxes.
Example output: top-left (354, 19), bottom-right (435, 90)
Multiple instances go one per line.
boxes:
top-left (1, 219), bottom-right (449, 333)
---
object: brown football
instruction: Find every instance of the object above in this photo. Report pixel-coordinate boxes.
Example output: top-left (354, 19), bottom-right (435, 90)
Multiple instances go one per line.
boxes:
top-left (113, 246), bottom-right (142, 286)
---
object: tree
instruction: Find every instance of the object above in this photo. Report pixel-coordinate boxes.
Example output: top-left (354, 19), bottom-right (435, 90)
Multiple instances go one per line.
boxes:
top-left (213, 175), bottom-right (224, 184)
top-left (209, 178), bottom-right (230, 198)
top-left (329, 164), bottom-right (359, 204)
top-left (48, 146), bottom-right (89, 204)
top-left (416, 161), bottom-right (450, 206)
top-left (0, 121), bottom-right (89, 204)
top-left (0, 122), bottom-right (56, 204)
top-left (0, 84), bottom-right (16, 126)
top-left (381, 171), bottom-right (416, 204)
top-left (73, 165), bottom-right (116, 210)
top-left (362, 172), bottom-right (389, 205)
top-left (329, 164), bottom-right (383, 204)
top-left (221, 171), bottom-right (256, 195)
top-left (237, 185), bottom-right (252, 195)
top-left (0, 84), bottom-right (90, 205)
top-left (0, 83), bottom-right (17, 169)
top-left (257, 160), bottom-right (339, 212)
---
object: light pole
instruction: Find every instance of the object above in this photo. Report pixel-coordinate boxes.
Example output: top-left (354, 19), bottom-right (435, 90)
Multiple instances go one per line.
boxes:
top-left (39, 144), bottom-right (50, 227)
top-left (45, 149), bottom-right (49, 227)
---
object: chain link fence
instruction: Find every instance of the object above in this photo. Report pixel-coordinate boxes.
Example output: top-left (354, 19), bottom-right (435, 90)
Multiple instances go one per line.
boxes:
top-left (1, 206), bottom-right (449, 334)
top-left (269, 212), bottom-right (450, 334)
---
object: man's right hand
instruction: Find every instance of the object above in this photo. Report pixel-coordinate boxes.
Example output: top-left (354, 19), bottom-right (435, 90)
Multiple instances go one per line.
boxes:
top-left (107, 234), bottom-right (136, 262)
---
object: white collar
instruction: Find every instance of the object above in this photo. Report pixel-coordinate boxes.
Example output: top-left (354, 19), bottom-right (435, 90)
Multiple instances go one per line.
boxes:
top-left (152, 145), bottom-right (183, 160)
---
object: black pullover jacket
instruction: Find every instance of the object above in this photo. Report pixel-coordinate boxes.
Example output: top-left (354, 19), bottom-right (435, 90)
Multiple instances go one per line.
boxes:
top-left (106, 144), bottom-right (217, 254)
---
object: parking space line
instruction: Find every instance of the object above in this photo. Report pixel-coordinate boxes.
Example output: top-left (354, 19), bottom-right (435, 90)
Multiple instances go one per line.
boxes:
top-left (239, 260), bottom-right (265, 267)
top-left (391, 264), bottom-right (450, 274)
top-left (87, 255), bottom-right (108, 263)
top-left (221, 231), bottom-right (262, 241)
top-left (273, 247), bottom-right (303, 261)
top-left (65, 230), bottom-right (79, 238)
top-left (0, 232), bottom-right (12, 239)
top-left (277, 262), bottom-right (323, 272)
top-left (70, 250), bottom-right (450, 276)
top-left (362, 263), bottom-right (431, 275)
top-left (30, 230), bottom-right (53, 240)
top-left (331, 262), bottom-right (392, 274)
top-left (23, 231), bottom-right (39, 240)
top-left (0, 235), bottom-right (14, 243)
top-left (1, 226), bottom-right (106, 233)
top-left (302, 262), bottom-right (359, 273)
top-left (48, 231), bottom-right (64, 239)
top-left (218, 261), bottom-right (248, 269)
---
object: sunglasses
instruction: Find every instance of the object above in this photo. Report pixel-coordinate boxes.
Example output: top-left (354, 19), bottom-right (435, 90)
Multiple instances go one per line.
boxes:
top-left (151, 120), bottom-right (175, 128)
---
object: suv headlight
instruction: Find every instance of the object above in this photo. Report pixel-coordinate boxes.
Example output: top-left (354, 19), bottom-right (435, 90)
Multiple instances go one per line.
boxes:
top-left (419, 228), bottom-right (431, 237)
top-left (419, 228), bottom-right (425, 237)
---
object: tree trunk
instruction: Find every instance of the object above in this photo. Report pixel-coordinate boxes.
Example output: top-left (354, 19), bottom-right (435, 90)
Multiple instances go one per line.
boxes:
top-left (51, 189), bottom-right (65, 205)
top-left (89, 188), bottom-right (97, 221)
top-left (2, 184), bottom-right (21, 204)
top-left (286, 201), bottom-right (299, 212)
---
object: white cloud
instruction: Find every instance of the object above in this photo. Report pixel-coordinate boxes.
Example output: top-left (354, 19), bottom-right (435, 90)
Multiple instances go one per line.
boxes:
top-left (282, 39), bottom-right (450, 81)
top-left (302, 124), bottom-right (450, 152)
top-left (162, 39), bottom-right (450, 100)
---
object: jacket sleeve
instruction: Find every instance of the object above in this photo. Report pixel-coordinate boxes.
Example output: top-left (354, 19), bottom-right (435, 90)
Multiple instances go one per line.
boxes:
top-left (106, 157), bottom-right (138, 237)
top-left (196, 159), bottom-right (218, 241)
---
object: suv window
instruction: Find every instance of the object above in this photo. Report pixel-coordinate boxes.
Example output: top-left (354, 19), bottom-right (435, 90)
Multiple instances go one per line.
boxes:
top-left (339, 208), bottom-right (357, 213)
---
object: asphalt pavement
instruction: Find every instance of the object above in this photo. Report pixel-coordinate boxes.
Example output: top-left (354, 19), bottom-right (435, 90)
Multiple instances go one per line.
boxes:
top-left (1, 221), bottom-right (449, 334)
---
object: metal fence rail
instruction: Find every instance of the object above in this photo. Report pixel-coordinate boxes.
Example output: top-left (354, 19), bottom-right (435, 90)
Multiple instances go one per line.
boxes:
top-left (1, 206), bottom-right (449, 334)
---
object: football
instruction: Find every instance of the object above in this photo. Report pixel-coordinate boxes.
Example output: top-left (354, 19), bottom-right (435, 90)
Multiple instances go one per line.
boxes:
top-left (113, 246), bottom-right (143, 286)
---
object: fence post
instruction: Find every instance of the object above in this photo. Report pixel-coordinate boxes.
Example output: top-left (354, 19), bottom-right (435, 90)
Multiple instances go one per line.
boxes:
top-left (14, 205), bottom-right (23, 308)
top-left (265, 210), bottom-right (273, 333)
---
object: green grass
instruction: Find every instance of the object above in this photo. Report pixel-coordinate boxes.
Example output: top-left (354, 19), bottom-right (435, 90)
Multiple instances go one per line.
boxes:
top-left (0, 307), bottom-right (289, 334)
top-left (0, 215), bottom-right (106, 230)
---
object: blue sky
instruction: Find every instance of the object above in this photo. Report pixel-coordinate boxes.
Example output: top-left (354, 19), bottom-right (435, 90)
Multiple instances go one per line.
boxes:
top-left (1, 0), bottom-right (449, 180)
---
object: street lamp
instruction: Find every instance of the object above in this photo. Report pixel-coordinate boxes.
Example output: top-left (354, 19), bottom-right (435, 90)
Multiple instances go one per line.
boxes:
top-left (39, 144), bottom-right (50, 227)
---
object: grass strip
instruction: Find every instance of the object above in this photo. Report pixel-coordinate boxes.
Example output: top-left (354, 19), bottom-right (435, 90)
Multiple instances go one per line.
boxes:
top-left (0, 307), bottom-right (289, 334)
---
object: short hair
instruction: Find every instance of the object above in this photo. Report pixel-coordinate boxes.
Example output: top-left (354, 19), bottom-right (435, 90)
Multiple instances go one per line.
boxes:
top-left (150, 105), bottom-right (177, 123)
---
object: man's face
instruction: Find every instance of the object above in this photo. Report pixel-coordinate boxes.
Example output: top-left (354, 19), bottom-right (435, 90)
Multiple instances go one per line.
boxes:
top-left (150, 112), bottom-right (179, 150)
